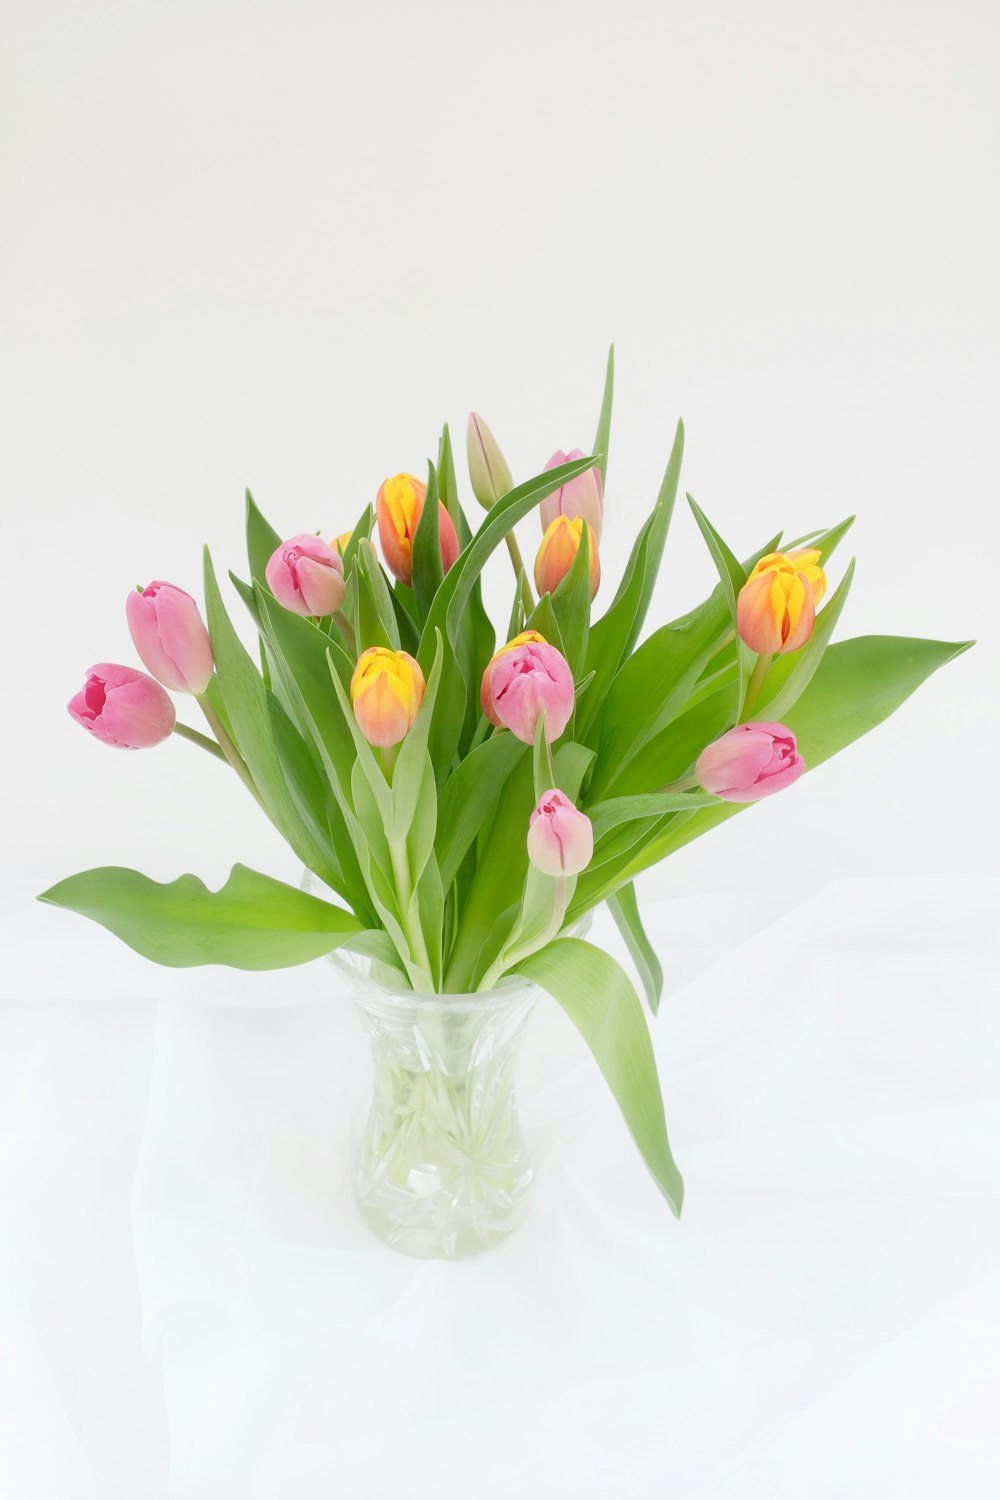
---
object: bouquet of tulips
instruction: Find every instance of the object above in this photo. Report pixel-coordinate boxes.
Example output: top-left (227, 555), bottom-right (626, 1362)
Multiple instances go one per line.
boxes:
top-left (41, 351), bottom-right (969, 1214)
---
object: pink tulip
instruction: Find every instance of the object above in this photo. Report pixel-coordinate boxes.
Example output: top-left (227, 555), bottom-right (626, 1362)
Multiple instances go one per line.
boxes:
top-left (540, 448), bottom-right (604, 539)
top-left (126, 581), bottom-right (214, 694)
top-left (484, 640), bottom-right (575, 744)
top-left (265, 534), bottom-right (347, 617)
top-left (695, 721), bottom-right (805, 802)
top-left (527, 788), bottom-right (594, 876)
top-left (67, 664), bottom-right (176, 749)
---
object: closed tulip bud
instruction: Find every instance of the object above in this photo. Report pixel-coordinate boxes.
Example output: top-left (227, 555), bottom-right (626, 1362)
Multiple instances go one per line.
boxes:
top-left (466, 413), bottom-right (514, 510)
top-left (534, 516), bottom-right (600, 600)
top-left (736, 549), bottom-right (826, 655)
top-left (480, 630), bottom-right (548, 724)
top-left (695, 721), bottom-right (805, 802)
top-left (527, 788), bottom-right (594, 877)
top-left (540, 448), bottom-right (604, 539)
top-left (126, 581), bottom-right (214, 695)
top-left (376, 473), bottom-right (460, 586)
top-left (68, 663), bottom-right (176, 750)
top-left (350, 646), bottom-right (426, 748)
top-left (483, 640), bottom-right (574, 744)
top-left (330, 530), bottom-right (353, 557)
top-left (266, 534), bottom-right (347, 617)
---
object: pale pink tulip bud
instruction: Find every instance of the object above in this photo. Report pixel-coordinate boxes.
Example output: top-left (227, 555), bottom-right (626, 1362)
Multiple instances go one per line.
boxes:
top-left (540, 448), bottom-right (604, 539)
top-left (126, 581), bottom-right (214, 694)
top-left (265, 534), bottom-right (347, 617)
top-left (695, 721), bottom-right (805, 802)
top-left (527, 788), bottom-right (594, 876)
top-left (68, 664), bottom-right (175, 749)
top-left (484, 640), bottom-right (575, 744)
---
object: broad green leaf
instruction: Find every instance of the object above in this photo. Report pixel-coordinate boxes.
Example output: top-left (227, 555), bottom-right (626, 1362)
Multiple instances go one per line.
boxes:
top-left (578, 420), bottom-right (684, 736)
top-left (686, 494), bottom-right (747, 617)
top-left (390, 630), bottom-right (444, 840)
top-left (588, 789), bottom-right (721, 840)
top-left (341, 502), bottom-right (374, 577)
top-left (593, 343), bottom-right (614, 487)
top-left (437, 423), bottom-right (471, 545)
top-left (515, 937), bottom-right (683, 1214)
top-left (355, 540), bottom-right (399, 651)
top-left (434, 733), bottom-right (528, 889)
top-left (608, 881), bottom-right (664, 1015)
top-left (38, 863), bottom-right (362, 969)
top-left (204, 549), bottom-right (337, 882)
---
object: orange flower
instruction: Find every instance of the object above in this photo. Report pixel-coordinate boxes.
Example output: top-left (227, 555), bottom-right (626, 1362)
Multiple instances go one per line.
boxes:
top-left (736, 549), bottom-right (826, 655)
top-left (534, 516), bottom-right (600, 600)
top-left (376, 473), bottom-right (460, 586)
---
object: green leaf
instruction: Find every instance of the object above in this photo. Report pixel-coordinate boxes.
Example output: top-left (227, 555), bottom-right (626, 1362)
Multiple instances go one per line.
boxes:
top-left (341, 502), bottom-right (374, 578)
top-left (588, 789), bottom-right (721, 840)
top-left (434, 733), bottom-right (529, 890)
top-left (515, 937), bottom-right (683, 1214)
top-left (608, 882), bottom-right (664, 1015)
top-left (411, 461), bottom-right (444, 621)
top-left (355, 540), bottom-right (400, 651)
top-left (390, 629), bottom-right (444, 840)
top-left (204, 549), bottom-right (336, 880)
top-left (245, 489), bottom-right (281, 584)
top-left (437, 423), bottom-right (471, 546)
top-left (686, 494), bottom-right (747, 620)
top-left (38, 863), bottom-right (362, 969)
top-left (756, 556), bottom-right (856, 723)
top-left (551, 518), bottom-right (593, 678)
top-left (532, 713), bottom-right (556, 800)
top-left (593, 343), bottom-right (614, 487)
top-left (579, 420), bottom-right (684, 736)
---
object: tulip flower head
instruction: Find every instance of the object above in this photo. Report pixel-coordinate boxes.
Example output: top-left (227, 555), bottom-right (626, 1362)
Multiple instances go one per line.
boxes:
top-left (534, 515), bottom-right (601, 600)
top-left (266, 535), bottom-right (347, 618)
top-left (695, 721), bottom-right (805, 802)
top-left (126, 581), bottom-right (214, 695)
top-left (736, 549), bottom-right (826, 656)
top-left (350, 646), bottom-right (426, 748)
top-left (467, 413), bottom-right (514, 511)
top-left (483, 640), bottom-right (575, 744)
top-left (376, 473), bottom-right (460, 586)
top-left (330, 530), bottom-right (353, 557)
top-left (68, 664), bottom-right (176, 750)
top-left (540, 448), bottom-right (604, 539)
top-left (527, 788), bottom-right (594, 877)
top-left (480, 631), bottom-right (548, 724)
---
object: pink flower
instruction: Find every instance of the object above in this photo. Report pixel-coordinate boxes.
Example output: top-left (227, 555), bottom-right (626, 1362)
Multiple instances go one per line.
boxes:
top-left (527, 789), bottom-right (594, 876)
top-left (265, 534), bottom-right (347, 617)
top-left (67, 664), bottom-right (175, 749)
top-left (484, 640), bottom-right (575, 744)
top-left (695, 721), bottom-right (805, 802)
top-left (126, 581), bottom-right (213, 694)
top-left (540, 448), bottom-right (604, 539)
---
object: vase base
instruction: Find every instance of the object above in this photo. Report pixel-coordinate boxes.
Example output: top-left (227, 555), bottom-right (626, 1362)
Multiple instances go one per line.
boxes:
top-left (354, 1169), bottom-right (533, 1259)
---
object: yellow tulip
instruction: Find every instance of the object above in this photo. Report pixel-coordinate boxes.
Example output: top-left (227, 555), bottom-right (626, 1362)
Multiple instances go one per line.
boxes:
top-left (737, 549), bottom-right (826, 655)
top-left (350, 646), bottom-right (425, 748)
top-left (330, 530), bottom-right (353, 556)
top-left (534, 516), bottom-right (600, 600)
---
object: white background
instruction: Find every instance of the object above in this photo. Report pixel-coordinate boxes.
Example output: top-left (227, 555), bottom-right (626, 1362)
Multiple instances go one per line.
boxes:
top-left (2, 3), bottom-right (998, 1497)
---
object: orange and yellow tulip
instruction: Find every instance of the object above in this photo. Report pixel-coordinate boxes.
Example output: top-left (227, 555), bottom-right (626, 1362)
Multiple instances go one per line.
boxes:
top-left (736, 549), bottom-right (826, 655)
top-left (350, 646), bottom-right (426, 748)
top-left (534, 516), bottom-right (600, 600)
top-left (376, 473), bottom-right (460, 587)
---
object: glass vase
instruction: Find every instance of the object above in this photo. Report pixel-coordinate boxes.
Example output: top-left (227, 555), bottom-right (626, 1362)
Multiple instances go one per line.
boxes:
top-left (334, 953), bottom-right (538, 1259)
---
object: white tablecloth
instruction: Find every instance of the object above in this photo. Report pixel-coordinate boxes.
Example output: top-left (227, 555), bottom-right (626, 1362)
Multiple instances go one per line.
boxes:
top-left (2, 875), bottom-right (998, 1499)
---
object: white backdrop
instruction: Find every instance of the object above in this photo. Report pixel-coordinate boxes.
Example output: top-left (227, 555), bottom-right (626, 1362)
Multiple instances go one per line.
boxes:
top-left (2, 2), bottom-right (998, 1496)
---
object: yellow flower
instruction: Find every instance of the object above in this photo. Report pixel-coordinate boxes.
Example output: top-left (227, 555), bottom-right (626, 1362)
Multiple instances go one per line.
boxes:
top-left (534, 516), bottom-right (600, 600)
top-left (737, 549), bottom-right (826, 655)
top-left (330, 530), bottom-right (353, 556)
top-left (350, 646), bottom-right (426, 748)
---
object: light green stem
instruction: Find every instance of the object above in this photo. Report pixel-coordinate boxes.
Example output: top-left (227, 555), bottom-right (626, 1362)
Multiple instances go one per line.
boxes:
top-left (389, 836), bottom-right (434, 980)
top-left (173, 722), bottom-right (228, 761)
top-left (505, 532), bottom-right (535, 617)
top-left (741, 652), bottom-right (772, 720)
top-left (333, 609), bottom-right (357, 656)
top-left (477, 878), bottom-right (568, 992)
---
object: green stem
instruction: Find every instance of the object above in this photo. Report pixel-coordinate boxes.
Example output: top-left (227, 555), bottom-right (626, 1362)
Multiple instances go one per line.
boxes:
top-left (504, 532), bottom-right (535, 617)
top-left (741, 652), bottom-right (772, 720)
top-left (195, 693), bottom-right (268, 812)
top-left (477, 877), bottom-right (568, 992)
top-left (173, 722), bottom-right (228, 761)
top-left (389, 836), bottom-right (434, 980)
